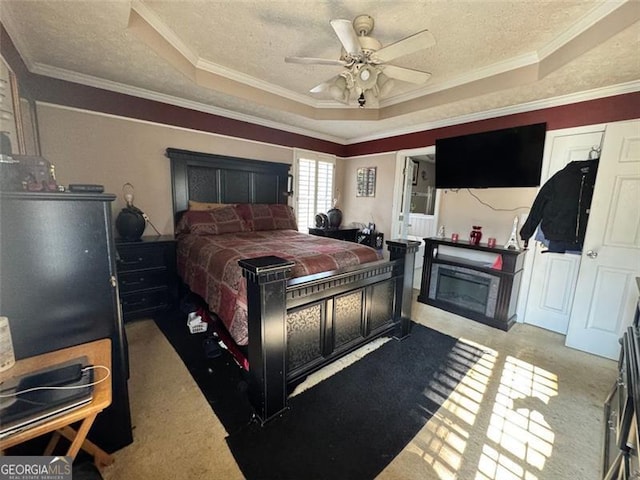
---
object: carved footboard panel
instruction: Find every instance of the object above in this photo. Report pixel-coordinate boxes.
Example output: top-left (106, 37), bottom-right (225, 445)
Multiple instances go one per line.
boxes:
top-left (286, 261), bottom-right (397, 383)
top-left (239, 239), bottom-right (419, 423)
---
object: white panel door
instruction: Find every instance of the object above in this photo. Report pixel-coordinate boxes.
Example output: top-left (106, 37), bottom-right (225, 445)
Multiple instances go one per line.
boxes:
top-left (565, 120), bottom-right (640, 359)
top-left (523, 130), bottom-right (604, 333)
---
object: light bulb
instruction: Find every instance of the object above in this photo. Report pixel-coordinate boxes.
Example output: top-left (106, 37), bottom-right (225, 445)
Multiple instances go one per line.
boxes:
top-left (122, 182), bottom-right (135, 207)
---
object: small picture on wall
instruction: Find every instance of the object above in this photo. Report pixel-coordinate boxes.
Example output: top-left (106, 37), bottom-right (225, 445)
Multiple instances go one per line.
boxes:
top-left (356, 167), bottom-right (376, 197)
top-left (411, 160), bottom-right (419, 185)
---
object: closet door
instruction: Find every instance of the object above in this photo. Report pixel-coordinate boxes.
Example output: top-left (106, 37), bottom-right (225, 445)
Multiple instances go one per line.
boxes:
top-left (522, 128), bottom-right (604, 334)
top-left (565, 120), bottom-right (640, 359)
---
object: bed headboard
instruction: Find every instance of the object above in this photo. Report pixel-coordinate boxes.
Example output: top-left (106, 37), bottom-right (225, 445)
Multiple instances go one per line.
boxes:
top-left (167, 148), bottom-right (291, 220)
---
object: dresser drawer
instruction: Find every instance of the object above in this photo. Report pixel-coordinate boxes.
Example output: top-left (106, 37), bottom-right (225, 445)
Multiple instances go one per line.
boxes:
top-left (118, 270), bottom-right (169, 293)
top-left (120, 289), bottom-right (170, 316)
top-left (117, 246), bottom-right (168, 272)
top-left (115, 235), bottom-right (177, 322)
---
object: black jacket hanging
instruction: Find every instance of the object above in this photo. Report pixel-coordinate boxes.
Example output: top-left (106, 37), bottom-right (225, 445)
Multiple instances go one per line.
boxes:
top-left (520, 159), bottom-right (599, 252)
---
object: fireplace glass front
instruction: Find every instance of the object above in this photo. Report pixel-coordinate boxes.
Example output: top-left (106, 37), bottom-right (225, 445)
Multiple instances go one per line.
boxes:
top-left (429, 264), bottom-right (500, 318)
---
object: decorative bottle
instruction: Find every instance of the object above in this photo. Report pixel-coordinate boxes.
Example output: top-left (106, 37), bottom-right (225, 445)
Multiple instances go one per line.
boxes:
top-left (469, 226), bottom-right (483, 245)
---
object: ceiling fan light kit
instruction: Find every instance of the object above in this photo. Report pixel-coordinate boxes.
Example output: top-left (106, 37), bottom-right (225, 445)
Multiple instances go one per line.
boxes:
top-left (285, 14), bottom-right (435, 108)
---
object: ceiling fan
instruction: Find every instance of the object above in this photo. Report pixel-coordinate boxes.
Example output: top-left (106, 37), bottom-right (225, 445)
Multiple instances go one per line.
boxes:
top-left (285, 14), bottom-right (436, 107)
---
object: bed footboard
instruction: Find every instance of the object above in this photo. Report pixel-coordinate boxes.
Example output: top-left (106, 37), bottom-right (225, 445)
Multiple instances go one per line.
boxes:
top-left (239, 239), bottom-right (420, 423)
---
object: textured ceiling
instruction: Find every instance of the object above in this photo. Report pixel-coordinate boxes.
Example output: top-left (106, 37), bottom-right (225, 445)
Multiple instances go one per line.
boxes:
top-left (1, 0), bottom-right (639, 143)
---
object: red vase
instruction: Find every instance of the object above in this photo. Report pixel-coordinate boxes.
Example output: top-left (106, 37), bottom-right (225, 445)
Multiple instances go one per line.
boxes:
top-left (469, 226), bottom-right (483, 245)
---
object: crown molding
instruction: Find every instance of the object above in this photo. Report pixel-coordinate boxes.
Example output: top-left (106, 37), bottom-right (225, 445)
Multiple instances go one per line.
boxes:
top-left (538, 0), bottom-right (626, 60)
top-left (347, 80), bottom-right (640, 145)
top-left (4, 0), bottom-right (633, 129)
top-left (0, 6), bottom-right (36, 72)
top-left (131, 0), bottom-right (199, 66)
top-left (132, 0), bottom-right (321, 108)
top-left (20, 61), bottom-right (640, 148)
top-left (380, 51), bottom-right (541, 107)
top-left (28, 62), bottom-right (347, 144)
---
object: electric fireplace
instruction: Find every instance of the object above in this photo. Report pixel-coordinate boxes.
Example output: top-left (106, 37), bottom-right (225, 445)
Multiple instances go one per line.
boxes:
top-left (429, 264), bottom-right (500, 318)
top-left (418, 237), bottom-right (526, 331)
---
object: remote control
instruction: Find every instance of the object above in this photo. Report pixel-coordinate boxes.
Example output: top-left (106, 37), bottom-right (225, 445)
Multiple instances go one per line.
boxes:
top-left (68, 184), bottom-right (104, 193)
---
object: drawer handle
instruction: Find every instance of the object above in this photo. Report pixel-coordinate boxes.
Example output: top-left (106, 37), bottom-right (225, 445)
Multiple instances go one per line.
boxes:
top-left (120, 257), bottom-right (144, 266)
top-left (123, 278), bottom-right (145, 286)
top-left (124, 298), bottom-right (146, 307)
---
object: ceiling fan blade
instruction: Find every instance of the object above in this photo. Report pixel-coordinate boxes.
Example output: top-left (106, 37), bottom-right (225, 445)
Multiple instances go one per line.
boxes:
top-left (330, 19), bottom-right (361, 56)
top-left (309, 75), bottom-right (341, 93)
top-left (382, 65), bottom-right (431, 84)
top-left (373, 30), bottom-right (436, 63)
top-left (309, 81), bottom-right (333, 93)
top-left (285, 56), bottom-right (347, 66)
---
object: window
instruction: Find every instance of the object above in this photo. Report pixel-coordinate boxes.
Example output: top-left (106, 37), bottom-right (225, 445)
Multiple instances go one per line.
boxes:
top-left (294, 150), bottom-right (335, 231)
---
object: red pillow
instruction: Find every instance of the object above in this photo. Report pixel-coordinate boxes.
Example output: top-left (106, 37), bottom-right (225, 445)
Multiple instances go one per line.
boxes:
top-left (175, 206), bottom-right (249, 235)
top-left (234, 204), bottom-right (298, 231)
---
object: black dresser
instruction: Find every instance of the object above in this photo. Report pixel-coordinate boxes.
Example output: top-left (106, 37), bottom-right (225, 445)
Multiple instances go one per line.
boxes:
top-left (0, 191), bottom-right (133, 452)
top-left (602, 281), bottom-right (640, 479)
top-left (115, 235), bottom-right (177, 322)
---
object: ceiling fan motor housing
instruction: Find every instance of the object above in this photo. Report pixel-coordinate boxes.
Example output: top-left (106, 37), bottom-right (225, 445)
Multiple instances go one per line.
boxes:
top-left (353, 14), bottom-right (375, 36)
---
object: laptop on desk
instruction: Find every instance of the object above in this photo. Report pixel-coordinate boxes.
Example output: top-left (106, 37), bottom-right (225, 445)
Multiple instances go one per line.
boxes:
top-left (0, 357), bottom-right (94, 439)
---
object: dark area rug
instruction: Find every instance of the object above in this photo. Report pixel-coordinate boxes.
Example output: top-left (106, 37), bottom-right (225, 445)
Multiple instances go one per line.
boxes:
top-left (154, 310), bottom-right (254, 433)
top-left (155, 312), bottom-right (484, 480)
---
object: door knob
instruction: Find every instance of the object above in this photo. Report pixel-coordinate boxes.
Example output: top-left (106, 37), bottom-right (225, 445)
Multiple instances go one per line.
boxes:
top-left (586, 250), bottom-right (598, 259)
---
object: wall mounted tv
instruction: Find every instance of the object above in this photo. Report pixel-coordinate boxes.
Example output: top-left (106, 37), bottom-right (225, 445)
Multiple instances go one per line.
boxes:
top-left (435, 122), bottom-right (547, 189)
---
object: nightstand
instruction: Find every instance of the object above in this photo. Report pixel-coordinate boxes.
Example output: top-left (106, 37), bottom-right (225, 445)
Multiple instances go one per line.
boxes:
top-left (356, 231), bottom-right (384, 250)
top-left (115, 235), bottom-right (177, 322)
top-left (308, 227), bottom-right (359, 242)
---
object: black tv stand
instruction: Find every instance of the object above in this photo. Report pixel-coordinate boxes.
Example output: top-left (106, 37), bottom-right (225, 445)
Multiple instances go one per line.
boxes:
top-left (417, 237), bottom-right (526, 330)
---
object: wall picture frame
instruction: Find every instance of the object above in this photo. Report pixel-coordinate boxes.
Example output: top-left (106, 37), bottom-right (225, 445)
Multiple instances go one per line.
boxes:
top-left (356, 167), bottom-right (376, 197)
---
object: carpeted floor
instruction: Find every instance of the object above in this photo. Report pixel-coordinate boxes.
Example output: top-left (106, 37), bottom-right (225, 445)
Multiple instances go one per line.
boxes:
top-left (102, 299), bottom-right (617, 480)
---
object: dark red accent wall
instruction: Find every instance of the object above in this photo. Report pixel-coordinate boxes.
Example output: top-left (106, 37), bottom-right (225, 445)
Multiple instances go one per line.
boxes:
top-left (3, 23), bottom-right (638, 158)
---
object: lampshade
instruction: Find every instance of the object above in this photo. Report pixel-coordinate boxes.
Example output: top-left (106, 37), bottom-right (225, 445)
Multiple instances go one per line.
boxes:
top-left (329, 76), bottom-right (349, 103)
top-left (329, 64), bottom-right (393, 107)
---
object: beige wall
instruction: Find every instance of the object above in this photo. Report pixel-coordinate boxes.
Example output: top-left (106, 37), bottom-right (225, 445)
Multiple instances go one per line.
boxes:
top-left (37, 104), bottom-right (293, 235)
top-left (339, 152), bottom-right (397, 237)
top-left (38, 103), bottom-right (539, 245)
top-left (438, 187), bottom-right (537, 244)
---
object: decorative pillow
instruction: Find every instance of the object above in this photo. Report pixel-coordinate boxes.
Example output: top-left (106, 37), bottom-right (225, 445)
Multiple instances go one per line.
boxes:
top-left (175, 206), bottom-right (249, 235)
top-left (235, 203), bottom-right (298, 231)
top-left (188, 200), bottom-right (229, 211)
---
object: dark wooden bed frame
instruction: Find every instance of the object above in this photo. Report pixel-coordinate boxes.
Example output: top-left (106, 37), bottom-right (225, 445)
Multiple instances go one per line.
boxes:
top-left (168, 148), bottom-right (419, 423)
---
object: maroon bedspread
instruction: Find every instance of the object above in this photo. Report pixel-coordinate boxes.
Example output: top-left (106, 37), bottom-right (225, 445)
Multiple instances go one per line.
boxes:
top-left (177, 230), bottom-right (381, 346)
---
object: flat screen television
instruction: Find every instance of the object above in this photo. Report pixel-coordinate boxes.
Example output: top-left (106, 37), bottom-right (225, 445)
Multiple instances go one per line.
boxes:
top-left (435, 123), bottom-right (547, 188)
